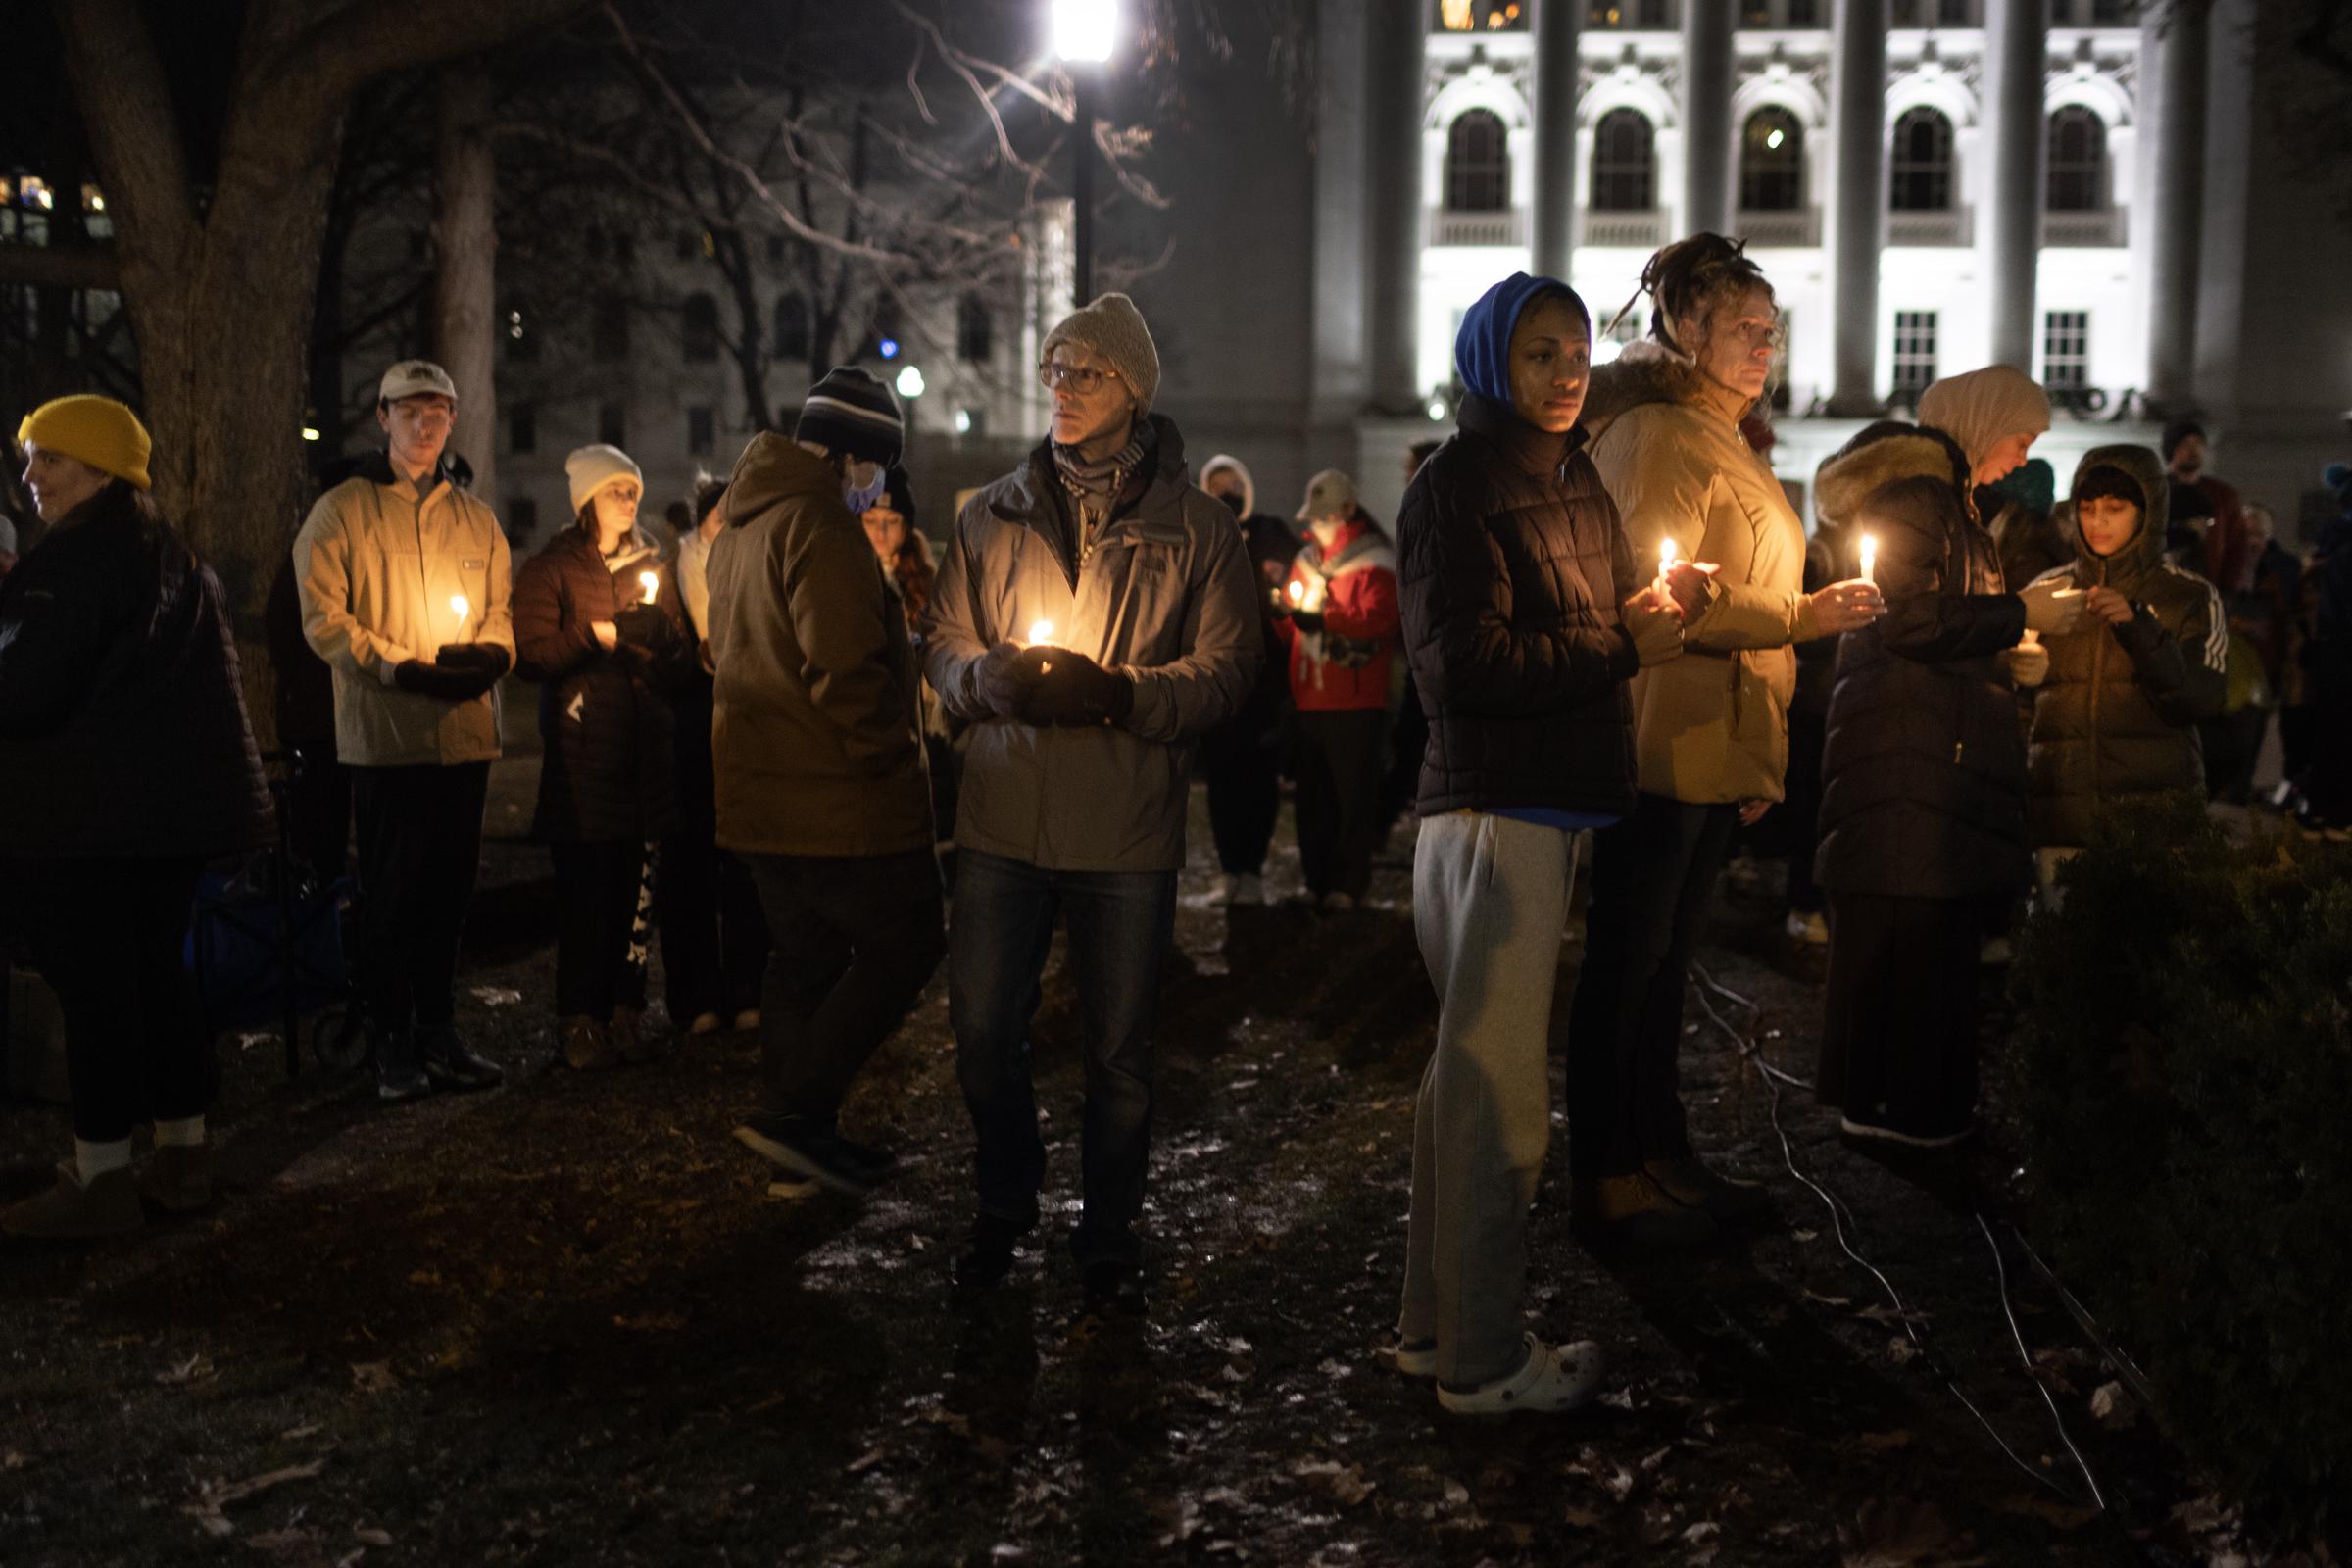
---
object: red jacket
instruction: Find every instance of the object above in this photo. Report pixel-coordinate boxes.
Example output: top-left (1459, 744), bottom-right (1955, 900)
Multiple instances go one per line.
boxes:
top-left (1279, 520), bottom-right (1399, 711)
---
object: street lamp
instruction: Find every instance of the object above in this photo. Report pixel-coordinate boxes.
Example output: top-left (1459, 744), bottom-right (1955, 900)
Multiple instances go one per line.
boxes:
top-left (1052, 0), bottom-right (1118, 307)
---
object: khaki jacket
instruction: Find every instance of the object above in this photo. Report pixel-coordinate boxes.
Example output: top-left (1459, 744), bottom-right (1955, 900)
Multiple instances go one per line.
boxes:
top-left (1583, 343), bottom-right (1816, 804)
top-left (922, 417), bottom-right (1261, 873)
top-left (705, 435), bottom-right (933, 859)
top-left (293, 452), bottom-right (513, 767)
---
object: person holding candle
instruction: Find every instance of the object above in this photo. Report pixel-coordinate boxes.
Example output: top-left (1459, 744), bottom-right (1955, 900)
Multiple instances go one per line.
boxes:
top-left (513, 444), bottom-right (687, 1069)
top-left (294, 360), bottom-right (513, 1102)
top-left (922, 293), bottom-right (1261, 1310)
top-left (1811, 367), bottom-right (2087, 1149)
top-left (1566, 235), bottom-right (1886, 1249)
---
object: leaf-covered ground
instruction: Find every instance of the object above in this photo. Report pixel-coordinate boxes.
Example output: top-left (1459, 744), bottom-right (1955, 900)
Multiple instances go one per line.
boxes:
top-left (0, 756), bottom-right (2304, 1567)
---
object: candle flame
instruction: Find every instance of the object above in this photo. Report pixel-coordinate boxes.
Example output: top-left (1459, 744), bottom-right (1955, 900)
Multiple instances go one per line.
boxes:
top-left (1287, 580), bottom-right (1304, 605)
top-left (1027, 619), bottom-right (1056, 647)
top-left (449, 594), bottom-right (469, 622)
top-left (1659, 537), bottom-right (1678, 572)
top-left (1858, 534), bottom-right (1878, 585)
top-left (638, 570), bottom-right (660, 602)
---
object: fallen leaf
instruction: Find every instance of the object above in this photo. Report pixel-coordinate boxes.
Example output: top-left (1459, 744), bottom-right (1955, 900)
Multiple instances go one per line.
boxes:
top-left (1803, 1289), bottom-right (1855, 1310)
top-left (1855, 1303), bottom-right (1926, 1327)
top-left (1684, 1522), bottom-right (1722, 1544)
top-left (1841, 1496), bottom-right (1990, 1568)
top-left (354, 1528), bottom-right (395, 1546)
top-left (470, 985), bottom-right (522, 1005)
top-left (2088, 1381), bottom-right (2136, 1430)
top-left (1858, 1430), bottom-right (1914, 1453)
top-left (157, 1352), bottom-right (216, 1386)
top-left (1442, 1477), bottom-right (1470, 1508)
top-left (1886, 1336), bottom-right (1921, 1365)
top-left (1562, 1505), bottom-right (1603, 1529)
top-left (350, 1361), bottom-right (396, 1395)
top-left (1792, 1229), bottom-right (1820, 1243)
top-left (847, 1447), bottom-right (886, 1474)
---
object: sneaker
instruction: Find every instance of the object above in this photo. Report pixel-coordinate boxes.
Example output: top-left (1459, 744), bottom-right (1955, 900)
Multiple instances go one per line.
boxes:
top-left (1784, 909), bottom-right (1829, 946)
top-left (952, 1214), bottom-right (1032, 1292)
top-left (1436, 1333), bottom-right (1605, 1416)
top-left (732, 1111), bottom-right (876, 1198)
top-left (138, 1145), bottom-right (214, 1214)
top-left (1838, 1113), bottom-right (1973, 1151)
top-left (1230, 873), bottom-right (1264, 907)
top-left (418, 1023), bottom-right (504, 1091)
top-left (1378, 1329), bottom-right (1439, 1379)
top-left (687, 1010), bottom-right (725, 1037)
top-left (612, 1004), bottom-right (659, 1065)
top-left (560, 1016), bottom-right (617, 1071)
top-left (1643, 1155), bottom-right (1772, 1222)
top-left (731, 1009), bottom-right (762, 1033)
top-left (374, 1028), bottom-right (431, 1102)
top-left (1321, 892), bottom-right (1357, 915)
top-left (1569, 1172), bottom-right (1719, 1252)
top-left (2, 1162), bottom-right (143, 1239)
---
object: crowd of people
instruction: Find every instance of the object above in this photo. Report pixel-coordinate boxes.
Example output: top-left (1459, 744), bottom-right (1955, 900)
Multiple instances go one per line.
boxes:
top-left (5, 232), bottom-right (2352, 1416)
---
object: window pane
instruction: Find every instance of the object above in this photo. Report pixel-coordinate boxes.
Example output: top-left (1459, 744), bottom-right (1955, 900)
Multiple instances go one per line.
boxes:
top-left (2045, 107), bottom-right (2107, 212)
top-left (682, 293), bottom-right (720, 364)
top-left (1740, 109), bottom-right (1803, 212)
top-left (509, 402), bottom-right (536, 456)
top-left (957, 295), bottom-right (994, 363)
top-left (1590, 109), bottom-right (1656, 212)
top-left (688, 406), bottom-right (715, 456)
top-left (1889, 107), bottom-right (1954, 212)
top-left (1445, 110), bottom-right (1511, 212)
top-left (1892, 310), bottom-right (1938, 397)
top-left (774, 293), bottom-right (810, 361)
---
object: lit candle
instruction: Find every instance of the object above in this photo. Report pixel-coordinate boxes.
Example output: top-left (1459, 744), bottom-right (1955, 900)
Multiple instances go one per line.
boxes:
top-left (1659, 536), bottom-right (1678, 579)
top-left (1858, 534), bottom-right (1877, 585)
top-left (638, 570), bottom-right (660, 604)
top-left (1026, 619), bottom-right (1056, 648)
top-left (1287, 580), bottom-right (1304, 607)
top-left (449, 593), bottom-right (470, 626)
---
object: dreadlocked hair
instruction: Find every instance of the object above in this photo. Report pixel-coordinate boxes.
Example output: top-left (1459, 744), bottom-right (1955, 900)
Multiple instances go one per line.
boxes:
top-left (1604, 232), bottom-right (1776, 356)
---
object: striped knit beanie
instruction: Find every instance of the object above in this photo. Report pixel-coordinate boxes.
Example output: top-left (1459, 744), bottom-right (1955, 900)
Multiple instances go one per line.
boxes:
top-left (796, 368), bottom-right (904, 467)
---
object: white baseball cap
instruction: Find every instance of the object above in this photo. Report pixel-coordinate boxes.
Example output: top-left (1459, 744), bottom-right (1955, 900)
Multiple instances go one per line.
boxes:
top-left (378, 359), bottom-right (458, 405)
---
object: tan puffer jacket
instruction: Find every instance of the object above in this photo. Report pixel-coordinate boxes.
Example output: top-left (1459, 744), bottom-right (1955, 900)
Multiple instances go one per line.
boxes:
top-left (1582, 343), bottom-right (1817, 804)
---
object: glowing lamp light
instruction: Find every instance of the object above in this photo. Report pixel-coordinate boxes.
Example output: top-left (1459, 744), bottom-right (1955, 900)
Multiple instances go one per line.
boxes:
top-left (1858, 534), bottom-right (1877, 585)
top-left (954, 408), bottom-right (974, 435)
top-left (1425, 397), bottom-right (1447, 422)
top-left (301, 425), bottom-right (322, 443)
top-left (896, 365), bottom-right (927, 399)
top-left (1052, 0), bottom-right (1117, 63)
top-left (1766, 127), bottom-right (1786, 150)
top-left (639, 570), bottom-right (660, 603)
top-left (878, 337), bottom-right (901, 360)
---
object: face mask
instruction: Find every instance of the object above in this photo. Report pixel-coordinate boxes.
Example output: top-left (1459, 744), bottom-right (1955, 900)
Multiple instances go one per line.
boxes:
top-left (1215, 490), bottom-right (1246, 516)
top-left (844, 462), bottom-right (888, 515)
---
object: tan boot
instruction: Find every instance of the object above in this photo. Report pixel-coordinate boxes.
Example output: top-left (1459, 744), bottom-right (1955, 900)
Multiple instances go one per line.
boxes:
top-left (1643, 1155), bottom-right (1773, 1222)
top-left (560, 1016), bottom-right (616, 1071)
top-left (1568, 1172), bottom-right (1717, 1253)
top-left (139, 1145), bottom-right (215, 1213)
top-left (4, 1163), bottom-right (143, 1239)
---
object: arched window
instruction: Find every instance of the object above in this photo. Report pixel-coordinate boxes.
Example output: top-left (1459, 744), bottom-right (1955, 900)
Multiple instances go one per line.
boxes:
top-left (1444, 109), bottom-right (1511, 212)
top-left (681, 292), bottom-right (720, 363)
top-left (2046, 106), bottom-right (2108, 212)
top-left (1739, 107), bottom-right (1804, 212)
top-left (773, 292), bottom-right (810, 361)
top-left (1589, 109), bottom-right (1656, 212)
top-left (956, 295), bottom-right (994, 363)
top-left (1889, 107), bottom-right (1955, 211)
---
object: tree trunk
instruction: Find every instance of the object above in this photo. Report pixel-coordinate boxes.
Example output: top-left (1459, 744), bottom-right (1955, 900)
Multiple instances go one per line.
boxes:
top-left (434, 64), bottom-right (500, 507)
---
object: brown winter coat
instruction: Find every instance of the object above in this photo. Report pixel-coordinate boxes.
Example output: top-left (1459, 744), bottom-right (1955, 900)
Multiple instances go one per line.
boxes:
top-left (704, 434), bottom-right (932, 859)
top-left (1582, 343), bottom-right (1816, 805)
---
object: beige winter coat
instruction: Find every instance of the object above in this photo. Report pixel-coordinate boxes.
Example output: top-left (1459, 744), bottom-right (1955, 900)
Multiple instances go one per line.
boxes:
top-left (1582, 343), bottom-right (1817, 804)
top-left (293, 452), bottom-right (514, 767)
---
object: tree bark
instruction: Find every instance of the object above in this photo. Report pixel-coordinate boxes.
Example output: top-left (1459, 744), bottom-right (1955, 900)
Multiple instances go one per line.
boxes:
top-left (434, 63), bottom-right (501, 508)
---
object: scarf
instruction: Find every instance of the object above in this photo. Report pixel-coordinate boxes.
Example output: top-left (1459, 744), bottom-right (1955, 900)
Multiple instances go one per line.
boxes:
top-left (1051, 422), bottom-right (1152, 562)
top-left (1917, 366), bottom-right (2051, 472)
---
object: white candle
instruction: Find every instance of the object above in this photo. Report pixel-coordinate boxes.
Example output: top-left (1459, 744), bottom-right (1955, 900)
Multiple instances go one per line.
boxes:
top-left (1026, 619), bottom-right (1056, 647)
top-left (638, 570), bottom-right (660, 604)
top-left (1858, 534), bottom-right (1877, 585)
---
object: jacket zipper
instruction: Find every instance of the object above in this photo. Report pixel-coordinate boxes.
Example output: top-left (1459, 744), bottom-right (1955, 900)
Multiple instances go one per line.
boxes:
top-left (2088, 554), bottom-right (2107, 807)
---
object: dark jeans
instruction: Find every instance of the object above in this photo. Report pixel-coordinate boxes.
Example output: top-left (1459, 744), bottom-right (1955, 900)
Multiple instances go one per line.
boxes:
top-left (1294, 707), bottom-right (1389, 901)
top-left (352, 761), bottom-right (490, 1035)
top-left (660, 830), bottom-right (769, 1021)
top-left (1379, 677), bottom-right (1430, 828)
top-left (949, 849), bottom-right (1178, 1266)
top-left (1784, 709), bottom-right (1828, 914)
top-left (2, 857), bottom-right (209, 1144)
top-left (1199, 718), bottom-right (1282, 877)
top-left (551, 839), bottom-right (652, 1020)
top-left (744, 849), bottom-right (945, 1126)
top-left (1565, 793), bottom-right (1740, 1179)
top-left (285, 746), bottom-right (352, 888)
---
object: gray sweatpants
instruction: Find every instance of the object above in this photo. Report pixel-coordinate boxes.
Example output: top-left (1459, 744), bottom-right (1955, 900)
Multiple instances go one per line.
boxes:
top-left (1397, 810), bottom-right (1577, 1388)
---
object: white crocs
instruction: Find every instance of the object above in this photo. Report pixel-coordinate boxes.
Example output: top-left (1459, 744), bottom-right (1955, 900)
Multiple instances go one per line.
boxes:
top-left (1436, 1333), bottom-right (1605, 1416)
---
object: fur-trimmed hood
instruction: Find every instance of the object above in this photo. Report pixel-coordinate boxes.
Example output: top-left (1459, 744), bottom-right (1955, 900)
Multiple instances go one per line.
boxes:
top-left (1199, 452), bottom-right (1255, 520)
top-left (1813, 422), bottom-right (1969, 529)
top-left (1579, 340), bottom-right (1749, 444)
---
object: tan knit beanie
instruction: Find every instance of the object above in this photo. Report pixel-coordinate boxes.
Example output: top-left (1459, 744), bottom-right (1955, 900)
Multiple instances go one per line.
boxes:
top-left (1041, 292), bottom-right (1160, 412)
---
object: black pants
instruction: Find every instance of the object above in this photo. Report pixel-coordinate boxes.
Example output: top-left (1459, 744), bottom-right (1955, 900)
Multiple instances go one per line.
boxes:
top-left (351, 761), bottom-right (490, 1035)
top-left (1199, 717), bottom-right (1283, 877)
top-left (551, 840), bottom-right (653, 1021)
top-left (285, 747), bottom-right (353, 887)
top-left (1566, 793), bottom-right (1740, 1179)
top-left (2, 857), bottom-right (209, 1145)
top-left (1379, 677), bottom-right (1430, 828)
top-left (744, 849), bottom-right (945, 1126)
top-left (659, 830), bottom-right (768, 1021)
top-left (1817, 892), bottom-right (1992, 1139)
top-left (1783, 710), bottom-right (1828, 914)
top-left (1294, 708), bottom-right (1389, 901)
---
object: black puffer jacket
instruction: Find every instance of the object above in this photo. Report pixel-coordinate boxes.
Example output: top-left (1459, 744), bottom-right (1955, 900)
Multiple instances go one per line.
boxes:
top-left (513, 526), bottom-right (684, 843)
top-left (1813, 422), bottom-right (2031, 901)
top-left (0, 484), bottom-right (271, 859)
top-left (2025, 445), bottom-right (2226, 847)
top-left (1398, 392), bottom-right (1641, 818)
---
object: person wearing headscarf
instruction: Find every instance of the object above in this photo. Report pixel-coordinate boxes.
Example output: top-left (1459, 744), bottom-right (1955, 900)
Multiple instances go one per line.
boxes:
top-left (1810, 367), bottom-right (2088, 1149)
top-left (1984, 457), bottom-right (2069, 591)
top-left (1567, 234), bottom-right (1885, 1249)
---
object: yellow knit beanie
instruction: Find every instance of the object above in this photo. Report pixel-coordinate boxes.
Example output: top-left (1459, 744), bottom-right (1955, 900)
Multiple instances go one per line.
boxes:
top-left (18, 394), bottom-right (154, 490)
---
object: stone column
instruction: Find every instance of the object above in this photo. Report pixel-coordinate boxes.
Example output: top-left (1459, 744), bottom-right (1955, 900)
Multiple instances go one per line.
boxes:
top-left (1310, 0), bottom-right (1372, 423)
top-left (2143, 0), bottom-right (2211, 414)
top-left (1680, 0), bottom-right (1737, 236)
top-left (1827, 0), bottom-right (1888, 416)
top-left (1983, 0), bottom-right (2045, 370)
top-left (1365, 0), bottom-right (1427, 412)
top-left (1532, 0), bottom-right (1581, 277)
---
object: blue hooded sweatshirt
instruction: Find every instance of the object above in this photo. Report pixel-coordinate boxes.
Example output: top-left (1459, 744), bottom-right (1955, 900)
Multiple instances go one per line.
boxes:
top-left (1453, 271), bottom-right (1589, 405)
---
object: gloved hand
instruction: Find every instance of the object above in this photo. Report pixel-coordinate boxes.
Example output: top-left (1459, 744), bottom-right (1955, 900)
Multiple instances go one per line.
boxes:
top-left (1026, 651), bottom-right (1136, 727)
top-left (1287, 608), bottom-right (1326, 635)
top-left (2001, 636), bottom-right (2050, 688)
top-left (1620, 589), bottom-right (1684, 668)
top-left (2020, 577), bottom-right (2088, 638)
top-left (397, 644), bottom-right (510, 703)
top-left (612, 604), bottom-right (672, 651)
top-left (976, 642), bottom-right (1053, 721)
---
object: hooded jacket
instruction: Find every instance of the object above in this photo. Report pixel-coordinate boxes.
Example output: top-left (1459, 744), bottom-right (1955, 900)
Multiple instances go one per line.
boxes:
top-left (293, 450), bottom-right (514, 768)
top-left (1280, 519), bottom-right (1399, 712)
top-left (1582, 342), bottom-right (1815, 805)
top-left (2024, 445), bottom-right (2226, 847)
top-left (1812, 422), bottom-right (2032, 901)
top-left (705, 434), bottom-right (932, 858)
top-left (1199, 453), bottom-right (1297, 738)
top-left (922, 415), bottom-right (1261, 873)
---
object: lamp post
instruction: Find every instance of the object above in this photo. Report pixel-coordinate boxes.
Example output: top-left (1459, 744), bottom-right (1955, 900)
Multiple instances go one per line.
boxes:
top-left (1052, 0), bottom-right (1115, 307)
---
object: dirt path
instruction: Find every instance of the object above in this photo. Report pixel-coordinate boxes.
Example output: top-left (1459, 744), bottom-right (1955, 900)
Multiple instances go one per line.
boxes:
top-left (0, 772), bottom-right (2231, 1566)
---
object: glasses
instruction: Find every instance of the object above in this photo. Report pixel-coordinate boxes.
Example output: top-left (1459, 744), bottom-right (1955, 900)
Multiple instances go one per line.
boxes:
top-left (1038, 360), bottom-right (1122, 395)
